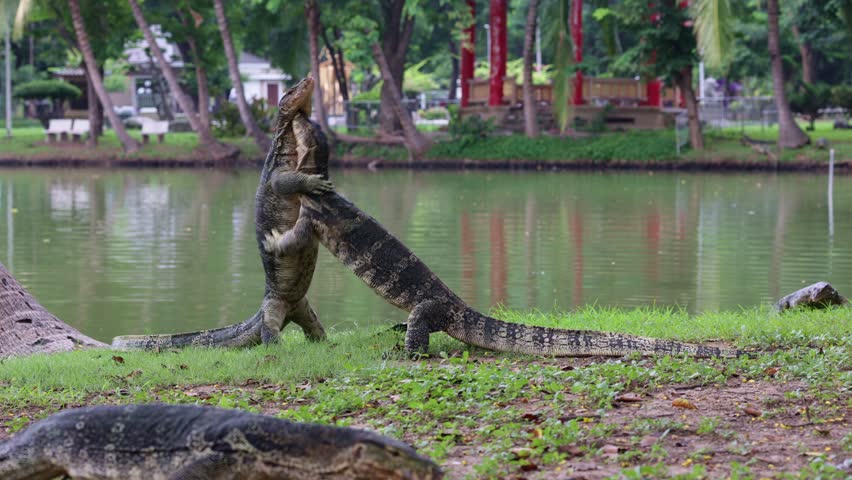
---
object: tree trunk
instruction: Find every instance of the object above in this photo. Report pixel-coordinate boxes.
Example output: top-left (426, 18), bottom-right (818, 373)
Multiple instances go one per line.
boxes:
top-left (522, 0), bottom-right (540, 138)
top-left (128, 0), bottom-right (236, 159)
top-left (68, 0), bottom-right (139, 153)
top-left (321, 27), bottom-right (353, 126)
top-left (305, 0), bottom-right (333, 139)
top-left (791, 25), bottom-right (815, 84)
top-left (767, 0), bottom-right (809, 148)
top-left (372, 43), bottom-right (429, 160)
top-left (0, 261), bottom-right (106, 359)
top-left (212, 0), bottom-right (271, 152)
top-left (174, 16), bottom-right (211, 131)
top-left (676, 68), bottom-right (703, 150)
top-left (84, 68), bottom-right (104, 146)
top-left (448, 39), bottom-right (459, 101)
top-left (378, 0), bottom-right (415, 134)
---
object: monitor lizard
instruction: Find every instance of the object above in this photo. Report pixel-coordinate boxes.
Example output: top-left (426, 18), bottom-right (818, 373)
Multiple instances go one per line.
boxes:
top-left (0, 404), bottom-right (442, 479)
top-left (112, 77), bottom-right (331, 350)
top-left (263, 113), bottom-right (743, 358)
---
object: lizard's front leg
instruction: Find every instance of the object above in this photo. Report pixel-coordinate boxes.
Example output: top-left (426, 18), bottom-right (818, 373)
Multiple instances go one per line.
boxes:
top-left (262, 217), bottom-right (314, 257)
top-left (270, 170), bottom-right (333, 196)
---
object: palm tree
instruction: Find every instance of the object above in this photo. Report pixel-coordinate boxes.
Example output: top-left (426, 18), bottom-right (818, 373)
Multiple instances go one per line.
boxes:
top-left (305, 0), bottom-right (331, 139)
top-left (69, 0), bottom-right (140, 153)
top-left (522, 0), bottom-right (540, 137)
top-left (766, 0), bottom-right (809, 147)
top-left (694, 0), bottom-right (808, 148)
top-left (2, 1), bottom-right (12, 138)
top-left (371, 43), bottom-right (429, 160)
top-left (127, 0), bottom-right (235, 157)
top-left (212, 0), bottom-right (271, 152)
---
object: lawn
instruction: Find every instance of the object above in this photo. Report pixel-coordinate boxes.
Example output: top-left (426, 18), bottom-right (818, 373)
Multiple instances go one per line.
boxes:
top-left (3, 118), bottom-right (851, 168)
top-left (2, 306), bottom-right (849, 479)
top-left (0, 126), bottom-right (263, 164)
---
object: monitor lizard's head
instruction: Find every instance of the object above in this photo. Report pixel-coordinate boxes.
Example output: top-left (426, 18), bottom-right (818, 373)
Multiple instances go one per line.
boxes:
top-left (276, 76), bottom-right (314, 124)
top-left (341, 438), bottom-right (444, 480)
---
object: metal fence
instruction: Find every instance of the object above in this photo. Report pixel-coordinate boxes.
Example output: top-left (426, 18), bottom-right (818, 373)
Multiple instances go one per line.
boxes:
top-left (699, 96), bottom-right (777, 131)
top-left (331, 98), bottom-right (455, 131)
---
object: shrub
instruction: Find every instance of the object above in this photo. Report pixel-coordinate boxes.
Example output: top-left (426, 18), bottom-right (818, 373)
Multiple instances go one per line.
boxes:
top-left (418, 107), bottom-right (448, 121)
top-left (831, 85), bottom-right (852, 117)
top-left (788, 83), bottom-right (832, 131)
top-left (212, 98), bottom-right (273, 137)
top-left (13, 80), bottom-right (81, 101)
top-left (444, 104), bottom-right (495, 153)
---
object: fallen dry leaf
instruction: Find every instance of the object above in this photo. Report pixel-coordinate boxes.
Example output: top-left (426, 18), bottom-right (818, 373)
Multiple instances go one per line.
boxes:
top-left (672, 398), bottom-right (698, 410)
top-left (744, 407), bottom-right (762, 417)
top-left (615, 393), bottom-right (643, 403)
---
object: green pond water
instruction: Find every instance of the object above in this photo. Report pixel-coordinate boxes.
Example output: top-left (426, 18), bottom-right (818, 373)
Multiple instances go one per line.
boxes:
top-left (1, 168), bottom-right (849, 343)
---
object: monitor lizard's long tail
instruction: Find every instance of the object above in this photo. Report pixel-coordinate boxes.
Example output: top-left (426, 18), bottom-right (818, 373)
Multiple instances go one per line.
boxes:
top-left (445, 308), bottom-right (741, 357)
top-left (111, 309), bottom-right (263, 350)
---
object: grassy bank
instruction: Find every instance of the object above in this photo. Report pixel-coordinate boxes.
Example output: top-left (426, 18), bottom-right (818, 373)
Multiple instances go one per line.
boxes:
top-left (2, 120), bottom-right (850, 170)
top-left (0, 126), bottom-right (263, 165)
top-left (2, 306), bottom-right (849, 479)
top-left (340, 121), bottom-right (852, 168)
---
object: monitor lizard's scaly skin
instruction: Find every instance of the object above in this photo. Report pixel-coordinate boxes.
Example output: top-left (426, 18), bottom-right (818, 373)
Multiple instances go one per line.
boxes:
top-left (264, 115), bottom-right (742, 358)
top-left (0, 404), bottom-right (442, 480)
top-left (112, 77), bottom-right (331, 350)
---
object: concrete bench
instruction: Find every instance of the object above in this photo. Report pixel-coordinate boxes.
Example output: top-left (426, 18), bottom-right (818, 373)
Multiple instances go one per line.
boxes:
top-left (141, 120), bottom-right (169, 144)
top-left (45, 119), bottom-right (73, 142)
top-left (70, 119), bottom-right (91, 142)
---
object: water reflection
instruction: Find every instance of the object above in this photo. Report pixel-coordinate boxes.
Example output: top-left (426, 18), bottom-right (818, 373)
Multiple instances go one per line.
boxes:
top-left (1, 169), bottom-right (849, 341)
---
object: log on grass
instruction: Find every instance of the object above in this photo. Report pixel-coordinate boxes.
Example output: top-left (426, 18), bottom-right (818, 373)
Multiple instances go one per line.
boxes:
top-left (774, 281), bottom-right (849, 312)
top-left (0, 261), bottom-right (106, 359)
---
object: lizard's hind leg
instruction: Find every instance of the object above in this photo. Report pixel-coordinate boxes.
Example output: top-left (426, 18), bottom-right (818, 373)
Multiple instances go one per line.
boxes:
top-left (286, 297), bottom-right (326, 341)
top-left (404, 301), bottom-right (446, 357)
top-left (260, 296), bottom-right (291, 344)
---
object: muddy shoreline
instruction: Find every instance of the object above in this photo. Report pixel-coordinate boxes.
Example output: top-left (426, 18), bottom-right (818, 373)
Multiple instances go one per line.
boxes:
top-left (0, 154), bottom-right (848, 172)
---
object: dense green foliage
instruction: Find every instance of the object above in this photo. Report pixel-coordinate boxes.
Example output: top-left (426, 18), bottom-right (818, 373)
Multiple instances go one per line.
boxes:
top-left (430, 130), bottom-right (680, 162)
top-left (789, 82), bottom-right (833, 130)
top-left (211, 98), bottom-right (272, 137)
top-left (12, 79), bottom-right (81, 100)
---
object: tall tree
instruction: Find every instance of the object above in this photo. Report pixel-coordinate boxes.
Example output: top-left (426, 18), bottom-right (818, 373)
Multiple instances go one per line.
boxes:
top-left (371, 42), bottom-right (429, 159)
top-left (305, 0), bottom-right (331, 137)
top-left (695, 0), bottom-right (809, 148)
top-left (69, 0), bottom-right (140, 152)
top-left (767, 0), bottom-right (809, 148)
top-left (522, 0), bottom-right (540, 137)
top-left (128, 0), bottom-right (235, 157)
top-left (0, 261), bottom-right (106, 359)
top-left (377, 0), bottom-right (414, 134)
top-left (213, 0), bottom-right (271, 152)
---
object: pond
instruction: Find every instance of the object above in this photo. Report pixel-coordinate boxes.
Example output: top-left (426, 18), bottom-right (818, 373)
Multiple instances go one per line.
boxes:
top-left (1, 168), bottom-right (849, 342)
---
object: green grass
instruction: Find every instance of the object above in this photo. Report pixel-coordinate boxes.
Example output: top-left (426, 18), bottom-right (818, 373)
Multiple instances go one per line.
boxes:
top-left (2, 306), bottom-right (848, 403)
top-left (3, 118), bottom-right (851, 166)
top-left (0, 126), bottom-right (262, 162)
top-left (2, 306), bottom-right (849, 478)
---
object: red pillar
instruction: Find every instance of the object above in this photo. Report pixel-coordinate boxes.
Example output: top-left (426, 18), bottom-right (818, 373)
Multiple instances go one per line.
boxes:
top-left (488, 0), bottom-right (507, 106)
top-left (644, 9), bottom-right (661, 107)
top-left (460, 0), bottom-right (476, 108)
top-left (571, 0), bottom-right (584, 105)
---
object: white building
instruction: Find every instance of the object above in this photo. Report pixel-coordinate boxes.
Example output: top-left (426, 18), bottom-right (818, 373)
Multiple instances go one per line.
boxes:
top-left (232, 52), bottom-right (291, 107)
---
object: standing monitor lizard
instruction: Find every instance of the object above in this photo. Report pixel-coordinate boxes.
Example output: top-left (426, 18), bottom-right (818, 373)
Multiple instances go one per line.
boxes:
top-left (264, 114), bottom-right (742, 358)
top-left (0, 404), bottom-right (442, 480)
top-left (112, 77), bottom-right (332, 350)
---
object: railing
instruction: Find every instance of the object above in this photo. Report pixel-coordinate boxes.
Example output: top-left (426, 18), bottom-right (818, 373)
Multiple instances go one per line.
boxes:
top-left (466, 76), bottom-right (678, 108)
top-left (699, 96), bottom-right (776, 130)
